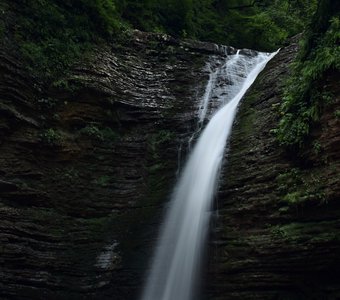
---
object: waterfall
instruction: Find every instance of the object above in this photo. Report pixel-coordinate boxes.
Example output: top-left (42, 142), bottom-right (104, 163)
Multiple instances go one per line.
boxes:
top-left (141, 49), bottom-right (278, 300)
top-left (198, 63), bottom-right (217, 124)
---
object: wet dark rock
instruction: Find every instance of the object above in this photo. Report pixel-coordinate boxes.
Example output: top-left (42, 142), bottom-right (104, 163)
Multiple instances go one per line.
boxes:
top-left (0, 30), bottom-right (339, 300)
top-left (0, 31), bottom-right (230, 299)
top-left (203, 36), bottom-right (340, 300)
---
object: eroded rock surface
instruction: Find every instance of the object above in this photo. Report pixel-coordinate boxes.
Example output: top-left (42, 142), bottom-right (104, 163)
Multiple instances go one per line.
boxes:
top-left (1, 31), bottom-right (339, 300)
top-left (204, 37), bottom-right (340, 300)
top-left (0, 32), bottom-right (227, 300)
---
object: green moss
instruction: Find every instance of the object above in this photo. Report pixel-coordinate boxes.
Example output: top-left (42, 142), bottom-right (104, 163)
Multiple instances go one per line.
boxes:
top-left (93, 175), bottom-right (111, 187)
top-left (238, 107), bottom-right (256, 135)
top-left (83, 215), bottom-right (115, 235)
top-left (148, 163), bottom-right (165, 173)
top-left (37, 97), bottom-right (59, 110)
top-left (283, 191), bottom-right (304, 205)
top-left (270, 221), bottom-right (340, 243)
top-left (147, 130), bottom-right (175, 159)
top-left (101, 127), bottom-right (120, 141)
top-left (79, 125), bottom-right (120, 142)
top-left (40, 128), bottom-right (62, 145)
top-left (51, 78), bottom-right (81, 93)
top-left (312, 140), bottom-right (323, 155)
top-left (334, 110), bottom-right (340, 119)
top-left (277, 168), bottom-right (326, 206)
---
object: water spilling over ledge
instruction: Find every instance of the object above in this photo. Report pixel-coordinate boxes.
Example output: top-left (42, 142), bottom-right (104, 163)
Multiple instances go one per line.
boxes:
top-left (141, 49), bottom-right (279, 300)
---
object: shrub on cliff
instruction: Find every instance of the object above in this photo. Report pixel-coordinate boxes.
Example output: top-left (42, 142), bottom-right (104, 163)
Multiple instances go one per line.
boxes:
top-left (275, 0), bottom-right (340, 149)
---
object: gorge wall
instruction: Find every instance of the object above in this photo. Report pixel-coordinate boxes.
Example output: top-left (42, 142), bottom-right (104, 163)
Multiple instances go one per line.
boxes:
top-left (0, 32), bottom-right (339, 300)
top-left (0, 31), bottom-right (232, 299)
top-left (204, 37), bottom-right (340, 299)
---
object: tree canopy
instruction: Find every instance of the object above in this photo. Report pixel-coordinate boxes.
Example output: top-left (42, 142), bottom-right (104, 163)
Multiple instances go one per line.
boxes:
top-left (118, 0), bottom-right (317, 50)
top-left (0, 0), bottom-right (318, 77)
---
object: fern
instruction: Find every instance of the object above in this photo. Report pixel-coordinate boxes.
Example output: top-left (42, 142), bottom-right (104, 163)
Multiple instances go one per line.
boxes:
top-left (275, 16), bottom-right (340, 149)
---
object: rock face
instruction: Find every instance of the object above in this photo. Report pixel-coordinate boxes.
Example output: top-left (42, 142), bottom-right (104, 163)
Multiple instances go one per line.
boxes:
top-left (204, 37), bottom-right (340, 299)
top-left (0, 32), bottom-right (224, 299)
top-left (0, 31), bottom-right (339, 300)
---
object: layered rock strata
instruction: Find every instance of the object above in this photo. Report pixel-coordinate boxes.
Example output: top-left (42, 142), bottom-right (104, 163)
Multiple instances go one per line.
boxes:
top-left (0, 31), bottom-right (228, 299)
top-left (204, 37), bottom-right (340, 300)
top-left (1, 30), bottom-right (339, 300)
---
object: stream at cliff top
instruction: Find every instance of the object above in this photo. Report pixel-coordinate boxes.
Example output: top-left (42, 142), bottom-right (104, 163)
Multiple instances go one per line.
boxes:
top-left (141, 49), bottom-right (279, 300)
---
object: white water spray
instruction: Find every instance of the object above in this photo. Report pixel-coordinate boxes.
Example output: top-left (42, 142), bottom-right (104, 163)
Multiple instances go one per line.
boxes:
top-left (198, 63), bottom-right (217, 124)
top-left (141, 50), bottom-right (278, 300)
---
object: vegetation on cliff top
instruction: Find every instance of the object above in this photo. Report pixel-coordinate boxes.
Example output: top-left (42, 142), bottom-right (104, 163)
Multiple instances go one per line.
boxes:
top-left (119, 0), bottom-right (316, 50)
top-left (2, 0), bottom-right (125, 77)
top-left (275, 0), bottom-right (340, 150)
top-left (2, 0), bottom-right (337, 154)
top-left (1, 0), bottom-right (317, 78)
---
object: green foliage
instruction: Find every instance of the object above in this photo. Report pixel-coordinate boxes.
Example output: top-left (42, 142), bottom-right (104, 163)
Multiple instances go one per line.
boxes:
top-left (266, 0), bottom-right (317, 37)
top-left (51, 78), bottom-right (79, 92)
top-left (312, 140), bottom-right (322, 155)
top-left (275, 10), bottom-right (340, 149)
top-left (270, 221), bottom-right (340, 242)
top-left (335, 110), bottom-right (340, 119)
top-left (80, 125), bottom-right (119, 142)
top-left (40, 128), bottom-right (62, 145)
top-left (148, 130), bottom-right (175, 159)
top-left (241, 12), bottom-right (287, 50)
top-left (119, 0), bottom-right (316, 51)
top-left (3, 0), bottom-right (319, 77)
top-left (277, 168), bottom-right (326, 206)
top-left (9, 0), bottom-right (123, 77)
top-left (80, 125), bottom-right (102, 140)
top-left (37, 97), bottom-right (59, 109)
top-left (283, 191), bottom-right (304, 205)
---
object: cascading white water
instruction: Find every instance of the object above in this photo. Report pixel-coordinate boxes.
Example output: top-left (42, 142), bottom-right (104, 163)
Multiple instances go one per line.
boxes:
top-left (141, 50), bottom-right (278, 300)
top-left (198, 63), bottom-right (217, 124)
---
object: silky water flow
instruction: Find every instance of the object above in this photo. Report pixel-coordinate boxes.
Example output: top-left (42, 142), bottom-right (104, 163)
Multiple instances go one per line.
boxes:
top-left (141, 49), bottom-right (279, 300)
